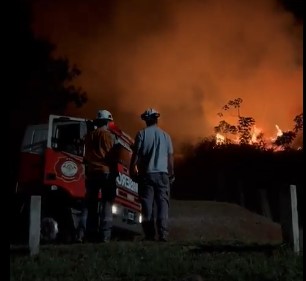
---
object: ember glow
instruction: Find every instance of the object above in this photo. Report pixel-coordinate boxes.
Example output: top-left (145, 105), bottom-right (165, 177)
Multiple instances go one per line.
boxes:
top-left (216, 133), bottom-right (225, 145)
top-left (251, 126), bottom-right (263, 143)
top-left (275, 125), bottom-right (284, 137)
top-left (31, 0), bottom-right (303, 147)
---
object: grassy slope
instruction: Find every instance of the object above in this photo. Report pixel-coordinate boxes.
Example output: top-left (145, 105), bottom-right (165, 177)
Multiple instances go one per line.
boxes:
top-left (11, 200), bottom-right (294, 281)
top-left (10, 242), bottom-right (302, 281)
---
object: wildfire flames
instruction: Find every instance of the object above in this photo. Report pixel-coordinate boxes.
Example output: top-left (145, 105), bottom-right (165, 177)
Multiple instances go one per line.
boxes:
top-left (216, 133), bottom-right (226, 145)
top-left (275, 125), bottom-right (283, 138)
top-left (215, 124), bottom-right (286, 150)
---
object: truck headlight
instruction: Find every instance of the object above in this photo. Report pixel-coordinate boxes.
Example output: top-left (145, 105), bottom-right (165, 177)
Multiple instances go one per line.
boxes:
top-left (112, 205), bottom-right (118, 214)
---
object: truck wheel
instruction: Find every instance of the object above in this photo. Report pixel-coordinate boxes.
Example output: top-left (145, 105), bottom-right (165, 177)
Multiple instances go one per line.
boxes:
top-left (41, 217), bottom-right (59, 243)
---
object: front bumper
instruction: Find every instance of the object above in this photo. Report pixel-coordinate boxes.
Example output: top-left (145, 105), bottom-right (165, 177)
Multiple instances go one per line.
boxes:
top-left (111, 204), bottom-right (142, 234)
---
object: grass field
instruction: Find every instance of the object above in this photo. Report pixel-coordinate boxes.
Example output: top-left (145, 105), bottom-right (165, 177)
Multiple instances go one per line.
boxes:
top-left (10, 242), bottom-right (302, 281)
top-left (10, 200), bottom-right (302, 281)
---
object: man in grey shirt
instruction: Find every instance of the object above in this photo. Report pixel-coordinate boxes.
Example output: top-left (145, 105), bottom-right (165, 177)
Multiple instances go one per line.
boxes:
top-left (130, 108), bottom-right (175, 241)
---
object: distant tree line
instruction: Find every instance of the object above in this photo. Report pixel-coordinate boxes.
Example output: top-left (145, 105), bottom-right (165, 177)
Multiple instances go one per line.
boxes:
top-left (172, 100), bottom-right (303, 225)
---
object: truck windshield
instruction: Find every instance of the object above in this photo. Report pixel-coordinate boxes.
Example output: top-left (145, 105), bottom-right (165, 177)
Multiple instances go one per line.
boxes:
top-left (51, 120), bottom-right (86, 157)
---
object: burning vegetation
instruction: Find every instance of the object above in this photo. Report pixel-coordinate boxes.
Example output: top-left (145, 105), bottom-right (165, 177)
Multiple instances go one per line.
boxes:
top-left (214, 98), bottom-right (303, 151)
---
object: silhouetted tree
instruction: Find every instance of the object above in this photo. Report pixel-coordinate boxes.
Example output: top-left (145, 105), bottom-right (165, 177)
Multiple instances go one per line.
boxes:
top-left (273, 113), bottom-right (303, 150)
top-left (10, 0), bottom-right (88, 187)
top-left (216, 98), bottom-right (256, 145)
top-left (279, 0), bottom-right (304, 21)
top-left (214, 120), bottom-right (237, 135)
top-left (13, 1), bottom-right (87, 125)
top-left (238, 116), bottom-right (256, 145)
top-left (293, 113), bottom-right (303, 134)
top-left (274, 131), bottom-right (297, 149)
top-left (253, 132), bottom-right (269, 151)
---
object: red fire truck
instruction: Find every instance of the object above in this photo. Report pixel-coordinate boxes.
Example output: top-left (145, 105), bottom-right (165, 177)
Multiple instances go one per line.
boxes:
top-left (15, 114), bottom-right (142, 242)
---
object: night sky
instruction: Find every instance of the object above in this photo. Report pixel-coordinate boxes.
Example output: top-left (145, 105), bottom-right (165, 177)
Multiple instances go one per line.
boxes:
top-left (29, 0), bottom-right (303, 145)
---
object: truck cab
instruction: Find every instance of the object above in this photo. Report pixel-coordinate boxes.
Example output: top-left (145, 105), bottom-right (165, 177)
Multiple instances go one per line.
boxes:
top-left (16, 114), bottom-right (141, 242)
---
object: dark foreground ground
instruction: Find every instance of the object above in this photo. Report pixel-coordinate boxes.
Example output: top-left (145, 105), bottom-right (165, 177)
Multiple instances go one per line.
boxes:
top-left (167, 200), bottom-right (282, 243)
top-left (10, 200), bottom-right (302, 281)
top-left (10, 241), bottom-right (302, 281)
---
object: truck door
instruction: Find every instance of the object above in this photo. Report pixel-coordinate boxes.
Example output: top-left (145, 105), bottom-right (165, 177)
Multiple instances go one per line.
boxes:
top-left (43, 115), bottom-right (88, 198)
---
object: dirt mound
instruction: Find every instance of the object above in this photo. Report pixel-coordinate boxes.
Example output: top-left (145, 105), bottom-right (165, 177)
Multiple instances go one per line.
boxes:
top-left (168, 200), bottom-right (282, 243)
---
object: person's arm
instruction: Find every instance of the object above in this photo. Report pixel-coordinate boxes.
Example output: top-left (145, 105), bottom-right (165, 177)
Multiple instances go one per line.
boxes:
top-left (168, 153), bottom-right (174, 176)
top-left (102, 130), bottom-right (117, 172)
top-left (167, 134), bottom-right (174, 174)
top-left (167, 134), bottom-right (175, 185)
top-left (130, 132), bottom-right (142, 177)
top-left (130, 153), bottom-right (139, 176)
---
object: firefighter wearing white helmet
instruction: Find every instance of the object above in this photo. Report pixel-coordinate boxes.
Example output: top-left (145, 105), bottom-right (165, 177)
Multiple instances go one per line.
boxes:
top-left (78, 109), bottom-right (117, 243)
top-left (96, 109), bottom-right (113, 121)
top-left (130, 108), bottom-right (174, 242)
top-left (140, 108), bottom-right (160, 120)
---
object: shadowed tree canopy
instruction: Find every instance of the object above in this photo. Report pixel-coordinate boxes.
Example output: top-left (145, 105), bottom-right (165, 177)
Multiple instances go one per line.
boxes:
top-left (215, 98), bottom-right (256, 145)
top-left (10, 0), bottom-right (88, 183)
top-left (279, 0), bottom-right (303, 21)
top-left (13, 0), bottom-right (87, 125)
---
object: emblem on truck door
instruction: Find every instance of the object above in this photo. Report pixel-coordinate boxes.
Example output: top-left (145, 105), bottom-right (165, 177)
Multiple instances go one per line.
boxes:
top-left (61, 160), bottom-right (78, 177)
top-left (54, 157), bottom-right (83, 182)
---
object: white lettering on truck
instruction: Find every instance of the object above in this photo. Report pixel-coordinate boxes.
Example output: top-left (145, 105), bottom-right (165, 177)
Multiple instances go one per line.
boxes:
top-left (116, 172), bottom-right (138, 193)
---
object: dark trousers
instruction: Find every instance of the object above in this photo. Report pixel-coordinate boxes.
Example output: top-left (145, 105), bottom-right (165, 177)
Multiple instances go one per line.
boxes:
top-left (79, 172), bottom-right (116, 241)
top-left (139, 172), bottom-right (170, 239)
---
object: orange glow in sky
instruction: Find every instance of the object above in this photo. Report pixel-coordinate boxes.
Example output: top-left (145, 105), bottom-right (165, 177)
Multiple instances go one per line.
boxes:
top-left (32, 0), bottom-right (303, 147)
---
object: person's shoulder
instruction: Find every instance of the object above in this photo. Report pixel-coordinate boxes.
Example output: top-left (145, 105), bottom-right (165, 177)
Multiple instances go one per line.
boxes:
top-left (95, 127), bottom-right (113, 137)
top-left (157, 126), bottom-right (171, 137)
top-left (162, 129), bottom-right (173, 143)
top-left (137, 127), bottom-right (146, 135)
top-left (95, 127), bottom-right (106, 133)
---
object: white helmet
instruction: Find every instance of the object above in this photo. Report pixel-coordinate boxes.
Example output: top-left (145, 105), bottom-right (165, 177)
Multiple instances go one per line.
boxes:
top-left (141, 108), bottom-right (160, 120)
top-left (96, 109), bottom-right (113, 121)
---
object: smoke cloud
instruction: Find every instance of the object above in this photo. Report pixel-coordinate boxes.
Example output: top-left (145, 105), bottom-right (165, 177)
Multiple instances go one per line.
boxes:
top-left (31, 0), bottom-right (303, 147)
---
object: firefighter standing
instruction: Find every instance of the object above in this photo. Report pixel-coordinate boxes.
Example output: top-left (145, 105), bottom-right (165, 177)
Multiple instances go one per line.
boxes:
top-left (130, 108), bottom-right (175, 242)
top-left (78, 109), bottom-right (117, 243)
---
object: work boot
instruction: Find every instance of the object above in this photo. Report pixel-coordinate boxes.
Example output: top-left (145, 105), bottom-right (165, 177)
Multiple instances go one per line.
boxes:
top-left (157, 219), bottom-right (168, 242)
top-left (76, 228), bottom-right (85, 243)
top-left (158, 230), bottom-right (168, 242)
top-left (101, 230), bottom-right (111, 243)
top-left (158, 236), bottom-right (168, 242)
